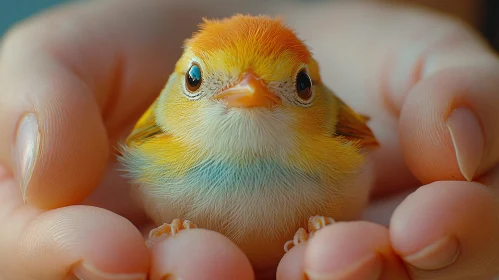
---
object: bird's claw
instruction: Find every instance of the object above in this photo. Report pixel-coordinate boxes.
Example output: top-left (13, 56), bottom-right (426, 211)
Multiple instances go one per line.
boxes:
top-left (284, 216), bottom-right (335, 252)
top-left (146, 219), bottom-right (197, 248)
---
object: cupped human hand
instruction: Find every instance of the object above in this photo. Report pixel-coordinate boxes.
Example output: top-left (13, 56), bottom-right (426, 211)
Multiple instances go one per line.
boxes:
top-left (0, 1), bottom-right (256, 279)
top-left (278, 2), bottom-right (499, 280)
top-left (1, 1), bottom-right (498, 280)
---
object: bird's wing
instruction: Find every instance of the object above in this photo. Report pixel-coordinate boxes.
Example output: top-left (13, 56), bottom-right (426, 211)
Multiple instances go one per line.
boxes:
top-left (323, 86), bottom-right (379, 149)
top-left (125, 99), bottom-right (165, 147)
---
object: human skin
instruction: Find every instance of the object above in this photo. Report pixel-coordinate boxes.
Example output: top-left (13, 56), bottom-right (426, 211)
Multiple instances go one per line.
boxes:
top-left (0, 1), bottom-right (498, 279)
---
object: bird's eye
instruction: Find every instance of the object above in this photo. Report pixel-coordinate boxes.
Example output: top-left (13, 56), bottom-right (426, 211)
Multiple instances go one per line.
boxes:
top-left (296, 69), bottom-right (312, 101)
top-left (186, 63), bottom-right (202, 92)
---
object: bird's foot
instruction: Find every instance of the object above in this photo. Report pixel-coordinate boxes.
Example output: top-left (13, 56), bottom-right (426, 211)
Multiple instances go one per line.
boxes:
top-left (146, 219), bottom-right (197, 247)
top-left (284, 216), bottom-right (335, 252)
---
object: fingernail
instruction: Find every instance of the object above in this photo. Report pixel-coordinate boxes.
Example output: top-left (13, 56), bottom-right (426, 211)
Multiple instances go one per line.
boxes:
top-left (305, 253), bottom-right (382, 280)
top-left (71, 262), bottom-right (146, 280)
top-left (446, 107), bottom-right (484, 181)
top-left (14, 113), bottom-right (40, 202)
top-left (404, 236), bottom-right (460, 270)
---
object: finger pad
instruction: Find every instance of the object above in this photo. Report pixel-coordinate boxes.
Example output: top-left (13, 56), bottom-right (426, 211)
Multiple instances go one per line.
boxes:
top-left (19, 206), bottom-right (149, 276)
top-left (390, 181), bottom-right (497, 255)
top-left (151, 229), bottom-right (254, 280)
top-left (399, 73), bottom-right (461, 183)
top-left (277, 244), bottom-right (307, 280)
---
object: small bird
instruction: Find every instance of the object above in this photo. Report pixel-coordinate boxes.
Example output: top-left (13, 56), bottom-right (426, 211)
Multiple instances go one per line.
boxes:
top-left (119, 14), bottom-right (378, 271)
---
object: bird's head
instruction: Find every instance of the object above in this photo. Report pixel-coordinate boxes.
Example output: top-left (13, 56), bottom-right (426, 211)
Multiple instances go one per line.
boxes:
top-left (127, 15), bottom-right (377, 157)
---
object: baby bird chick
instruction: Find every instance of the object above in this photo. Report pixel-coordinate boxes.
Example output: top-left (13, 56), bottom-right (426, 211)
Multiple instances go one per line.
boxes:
top-left (120, 14), bottom-right (378, 271)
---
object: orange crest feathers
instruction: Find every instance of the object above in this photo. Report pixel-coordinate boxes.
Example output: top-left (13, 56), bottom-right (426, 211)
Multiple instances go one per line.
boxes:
top-left (186, 14), bottom-right (311, 64)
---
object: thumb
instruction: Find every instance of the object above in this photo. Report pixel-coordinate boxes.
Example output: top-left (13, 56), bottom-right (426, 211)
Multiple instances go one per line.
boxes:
top-left (398, 51), bottom-right (499, 183)
top-left (0, 0), bottom-right (222, 209)
top-left (0, 27), bottom-right (109, 209)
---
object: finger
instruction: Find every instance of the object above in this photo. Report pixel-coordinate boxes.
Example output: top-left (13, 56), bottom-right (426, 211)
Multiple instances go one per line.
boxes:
top-left (0, 25), bottom-right (109, 209)
top-left (399, 63), bottom-right (499, 183)
top-left (0, 0), bottom-right (257, 209)
top-left (390, 181), bottom-right (499, 279)
top-left (283, 2), bottom-right (498, 191)
top-left (278, 222), bottom-right (410, 280)
top-left (276, 243), bottom-right (307, 280)
top-left (0, 180), bottom-right (149, 280)
top-left (149, 229), bottom-right (254, 280)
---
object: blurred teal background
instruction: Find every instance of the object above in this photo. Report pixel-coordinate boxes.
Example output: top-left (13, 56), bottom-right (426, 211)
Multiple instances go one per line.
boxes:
top-left (0, 0), bottom-right (71, 36)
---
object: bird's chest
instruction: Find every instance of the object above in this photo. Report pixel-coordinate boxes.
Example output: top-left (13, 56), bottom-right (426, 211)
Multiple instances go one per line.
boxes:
top-left (132, 148), bottom-right (330, 233)
top-left (173, 158), bottom-right (321, 194)
top-left (140, 155), bottom-right (327, 214)
top-left (126, 138), bottom-right (369, 250)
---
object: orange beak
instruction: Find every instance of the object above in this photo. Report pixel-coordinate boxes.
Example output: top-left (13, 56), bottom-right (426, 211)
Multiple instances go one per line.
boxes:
top-left (214, 73), bottom-right (281, 108)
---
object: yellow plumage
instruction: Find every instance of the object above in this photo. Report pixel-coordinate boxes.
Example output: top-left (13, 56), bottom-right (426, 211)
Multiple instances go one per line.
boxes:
top-left (120, 14), bottom-right (378, 270)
